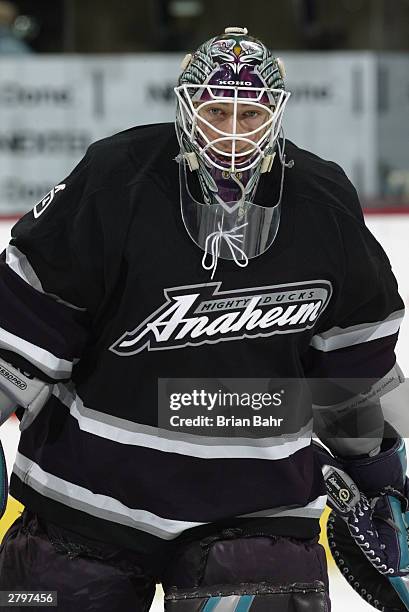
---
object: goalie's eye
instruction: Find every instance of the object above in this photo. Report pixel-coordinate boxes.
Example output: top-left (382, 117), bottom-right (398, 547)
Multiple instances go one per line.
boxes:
top-left (241, 110), bottom-right (260, 119)
top-left (207, 107), bottom-right (225, 116)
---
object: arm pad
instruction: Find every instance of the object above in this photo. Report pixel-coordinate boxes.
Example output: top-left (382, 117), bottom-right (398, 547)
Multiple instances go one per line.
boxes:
top-left (313, 399), bottom-right (384, 457)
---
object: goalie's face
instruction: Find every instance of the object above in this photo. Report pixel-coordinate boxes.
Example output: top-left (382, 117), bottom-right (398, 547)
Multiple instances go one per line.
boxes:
top-left (175, 83), bottom-right (290, 174)
top-left (196, 101), bottom-right (271, 156)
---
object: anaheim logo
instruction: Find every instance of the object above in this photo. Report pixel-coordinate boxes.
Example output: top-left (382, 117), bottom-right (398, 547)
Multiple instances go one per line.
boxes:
top-left (110, 280), bottom-right (332, 356)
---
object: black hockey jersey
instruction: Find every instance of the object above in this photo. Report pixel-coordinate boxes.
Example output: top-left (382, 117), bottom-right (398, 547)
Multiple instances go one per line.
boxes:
top-left (0, 123), bottom-right (404, 567)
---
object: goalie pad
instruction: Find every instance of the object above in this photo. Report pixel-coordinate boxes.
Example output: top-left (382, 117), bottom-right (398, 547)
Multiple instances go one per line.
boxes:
top-left (314, 425), bottom-right (409, 611)
top-left (163, 531), bottom-right (330, 611)
top-left (165, 581), bottom-right (328, 611)
top-left (0, 357), bottom-right (52, 431)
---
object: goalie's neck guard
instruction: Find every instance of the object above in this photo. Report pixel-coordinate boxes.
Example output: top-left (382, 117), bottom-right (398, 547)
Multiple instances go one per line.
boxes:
top-left (177, 137), bottom-right (290, 279)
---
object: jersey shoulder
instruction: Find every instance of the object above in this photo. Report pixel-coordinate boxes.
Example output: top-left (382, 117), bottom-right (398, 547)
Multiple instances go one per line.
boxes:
top-left (82, 123), bottom-right (179, 196)
top-left (284, 140), bottom-right (394, 268)
top-left (284, 140), bottom-right (364, 223)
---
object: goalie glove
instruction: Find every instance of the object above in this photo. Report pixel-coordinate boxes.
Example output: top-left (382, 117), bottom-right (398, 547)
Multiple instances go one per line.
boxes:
top-left (0, 357), bottom-right (53, 520)
top-left (314, 422), bottom-right (409, 612)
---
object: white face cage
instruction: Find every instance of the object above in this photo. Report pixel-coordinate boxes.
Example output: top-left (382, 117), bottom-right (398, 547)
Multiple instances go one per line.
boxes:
top-left (175, 83), bottom-right (291, 173)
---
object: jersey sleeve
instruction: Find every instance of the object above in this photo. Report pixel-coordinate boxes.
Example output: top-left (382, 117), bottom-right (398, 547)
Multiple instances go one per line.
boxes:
top-left (0, 150), bottom-right (104, 382)
top-left (304, 213), bottom-right (405, 417)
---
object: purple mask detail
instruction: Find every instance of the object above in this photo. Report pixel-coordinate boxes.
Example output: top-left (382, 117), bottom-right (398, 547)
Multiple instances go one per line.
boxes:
top-left (199, 65), bottom-right (271, 104)
top-left (211, 167), bottom-right (251, 205)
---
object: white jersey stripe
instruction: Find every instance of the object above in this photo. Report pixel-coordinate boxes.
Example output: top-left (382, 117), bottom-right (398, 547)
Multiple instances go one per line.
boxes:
top-left (13, 453), bottom-right (202, 540)
top-left (53, 383), bottom-right (313, 461)
top-left (0, 325), bottom-right (74, 378)
top-left (240, 494), bottom-right (327, 519)
top-left (5, 245), bottom-right (86, 312)
top-left (13, 453), bottom-right (325, 539)
top-left (310, 309), bottom-right (404, 352)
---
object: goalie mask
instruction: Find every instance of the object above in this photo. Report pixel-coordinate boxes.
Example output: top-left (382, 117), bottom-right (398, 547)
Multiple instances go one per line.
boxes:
top-left (174, 26), bottom-right (292, 277)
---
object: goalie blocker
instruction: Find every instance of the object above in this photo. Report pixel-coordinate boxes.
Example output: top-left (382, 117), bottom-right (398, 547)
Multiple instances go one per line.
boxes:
top-left (314, 422), bottom-right (409, 612)
top-left (0, 356), bottom-right (52, 520)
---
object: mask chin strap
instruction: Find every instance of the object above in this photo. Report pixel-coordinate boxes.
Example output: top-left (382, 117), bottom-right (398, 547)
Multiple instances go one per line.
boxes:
top-left (202, 219), bottom-right (249, 279)
top-left (204, 171), bottom-right (251, 278)
top-left (230, 172), bottom-right (247, 209)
